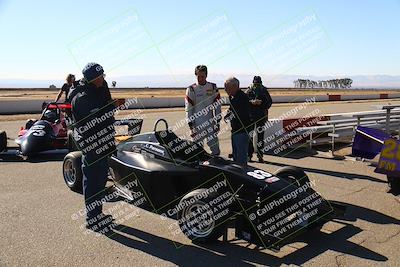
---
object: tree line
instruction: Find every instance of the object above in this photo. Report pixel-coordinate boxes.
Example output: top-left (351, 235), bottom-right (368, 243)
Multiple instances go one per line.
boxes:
top-left (294, 78), bottom-right (353, 88)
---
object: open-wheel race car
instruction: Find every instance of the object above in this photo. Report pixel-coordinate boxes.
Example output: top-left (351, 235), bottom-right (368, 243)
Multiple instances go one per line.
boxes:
top-left (14, 102), bottom-right (72, 156)
top-left (63, 119), bottom-right (345, 250)
top-left (1, 101), bottom-right (142, 158)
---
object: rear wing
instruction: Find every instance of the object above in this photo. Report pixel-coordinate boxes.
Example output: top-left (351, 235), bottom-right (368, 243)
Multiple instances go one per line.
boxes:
top-left (114, 119), bottom-right (143, 136)
top-left (42, 102), bottom-right (72, 112)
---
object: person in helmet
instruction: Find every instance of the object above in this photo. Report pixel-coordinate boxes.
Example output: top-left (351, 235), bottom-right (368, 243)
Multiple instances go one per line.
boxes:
top-left (42, 109), bottom-right (58, 123)
top-left (185, 65), bottom-right (222, 156)
top-left (71, 63), bottom-right (116, 233)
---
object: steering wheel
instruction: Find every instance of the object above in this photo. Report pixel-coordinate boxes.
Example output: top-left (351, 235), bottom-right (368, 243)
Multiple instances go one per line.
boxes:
top-left (153, 119), bottom-right (169, 132)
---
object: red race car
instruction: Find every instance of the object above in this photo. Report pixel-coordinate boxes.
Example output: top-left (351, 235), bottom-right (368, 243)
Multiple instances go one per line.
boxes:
top-left (15, 102), bottom-right (73, 156)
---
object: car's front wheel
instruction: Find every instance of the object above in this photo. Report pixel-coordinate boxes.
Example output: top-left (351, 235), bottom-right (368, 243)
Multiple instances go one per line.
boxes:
top-left (177, 188), bottom-right (233, 243)
top-left (63, 151), bottom-right (83, 192)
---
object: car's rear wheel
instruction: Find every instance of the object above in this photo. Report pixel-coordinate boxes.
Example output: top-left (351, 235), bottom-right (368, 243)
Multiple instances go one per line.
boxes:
top-left (274, 166), bottom-right (310, 188)
top-left (0, 131), bottom-right (7, 152)
top-left (177, 188), bottom-right (233, 243)
top-left (63, 151), bottom-right (83, 192)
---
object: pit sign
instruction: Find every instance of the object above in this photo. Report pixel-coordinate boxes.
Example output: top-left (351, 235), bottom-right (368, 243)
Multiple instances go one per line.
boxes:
top-left (376, 138), bottom-right (400, 176)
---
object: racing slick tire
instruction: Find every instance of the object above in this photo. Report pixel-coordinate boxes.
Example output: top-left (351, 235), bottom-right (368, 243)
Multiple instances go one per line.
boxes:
top-left (177, 188), bottom-right (233, 244)
top-left (67, 131), bottom-right (79, 152)
top-left (63, 151), bottom-right (83, 192)
top-left (274, 166), bottom-right (311, 188)
top-left (0, 131), bottom-right (7, 152)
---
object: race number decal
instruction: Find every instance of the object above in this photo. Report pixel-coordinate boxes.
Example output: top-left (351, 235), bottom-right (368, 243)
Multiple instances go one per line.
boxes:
top-left (381, 139), bottom-right (397, 160)
top-left (376, 138), bottom-right (400, 174)
top-left (31, 125), bottom-right (46, 137)
top-left (247, 169), bottom-right (273, 180)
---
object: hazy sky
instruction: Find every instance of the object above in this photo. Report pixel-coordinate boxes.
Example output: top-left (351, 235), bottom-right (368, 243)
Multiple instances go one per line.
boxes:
top-left (0, 0), bottom-right (399, 81)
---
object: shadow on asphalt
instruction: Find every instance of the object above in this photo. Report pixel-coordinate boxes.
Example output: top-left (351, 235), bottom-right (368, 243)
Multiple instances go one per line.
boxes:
top-left (100, 200), bottom-right (397, 266)
top-left (263, 161), bottom-right (387, 184)
top-left (266, 143), bottom-right (351, 160)
top-left (332, 201), bottom-right (400, 225)
top-left (0, 149), bottom-right (67, 162)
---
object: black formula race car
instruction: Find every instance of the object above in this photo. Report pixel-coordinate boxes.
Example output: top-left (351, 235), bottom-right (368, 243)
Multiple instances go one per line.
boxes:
top-left (15, 102), bottom-right (72, 156)
top-left (63, 119), bottom-right (345, 250)
top-left (10, 101), bottom-right (142, 158)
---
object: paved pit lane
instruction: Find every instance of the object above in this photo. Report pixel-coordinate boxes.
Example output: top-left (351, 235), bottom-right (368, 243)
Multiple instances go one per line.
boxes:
top-left (1, 99), bottom-right (399, 266)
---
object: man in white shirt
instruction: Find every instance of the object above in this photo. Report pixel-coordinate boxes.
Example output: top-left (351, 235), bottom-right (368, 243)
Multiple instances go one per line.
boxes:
top-left (185, 65), bottom-right (221, 155)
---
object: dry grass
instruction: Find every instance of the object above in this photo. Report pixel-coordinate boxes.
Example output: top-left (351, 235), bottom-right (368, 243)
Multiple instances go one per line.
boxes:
top-left (0, 88), bottom-right (398, 100)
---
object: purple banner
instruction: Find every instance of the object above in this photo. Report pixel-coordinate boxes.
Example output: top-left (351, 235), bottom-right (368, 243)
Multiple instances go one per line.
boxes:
top-left (352, 126), bottom-right (390, 159)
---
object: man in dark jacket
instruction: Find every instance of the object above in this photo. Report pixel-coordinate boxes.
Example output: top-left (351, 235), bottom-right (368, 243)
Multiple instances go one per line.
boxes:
top-left (224, 77), bottom-right (251, 166)
top-left (71, 62), bottom-right (116, 232)
top-left (246, 76), bottom-right (272, 163)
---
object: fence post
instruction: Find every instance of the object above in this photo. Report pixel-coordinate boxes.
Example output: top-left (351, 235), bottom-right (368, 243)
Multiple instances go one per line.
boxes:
top-left (386, 108), bottom-right (391, 133)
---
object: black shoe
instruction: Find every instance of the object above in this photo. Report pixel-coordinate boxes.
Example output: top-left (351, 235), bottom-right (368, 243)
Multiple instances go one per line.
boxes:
top-left (248, 156), bottom-right (253, 162)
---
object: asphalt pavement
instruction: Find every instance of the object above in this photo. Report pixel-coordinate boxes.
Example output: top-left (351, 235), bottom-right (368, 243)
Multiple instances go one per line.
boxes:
top-left (1, 99), bottom-right (399, 266)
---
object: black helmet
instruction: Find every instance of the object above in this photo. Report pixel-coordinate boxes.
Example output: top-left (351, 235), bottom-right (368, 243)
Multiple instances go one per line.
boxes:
top-left (43, 110), bottom-right (58, 123)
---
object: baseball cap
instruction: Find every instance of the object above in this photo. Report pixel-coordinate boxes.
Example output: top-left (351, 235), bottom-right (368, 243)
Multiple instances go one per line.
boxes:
top-left (82, 62), bottom-right (104, 83)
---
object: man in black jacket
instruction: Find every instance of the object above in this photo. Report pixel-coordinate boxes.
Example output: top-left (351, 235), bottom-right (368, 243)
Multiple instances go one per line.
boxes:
top-left (246, 76), bottom-right (272, 163)
top-left (224, 77), bottom-right (251, 166)
top-left (71, 62), bottom-right (116, 231)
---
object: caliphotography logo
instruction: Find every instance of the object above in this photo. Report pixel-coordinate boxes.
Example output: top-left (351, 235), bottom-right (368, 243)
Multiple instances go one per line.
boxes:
top-left (1, 1), bottom-right (400, 267)
top-left (246, 9), bottom-right (332, 81)
top-left (157, 11), bottom-right (244, 82)
top-left (68, 8), bottom-right (154, 72)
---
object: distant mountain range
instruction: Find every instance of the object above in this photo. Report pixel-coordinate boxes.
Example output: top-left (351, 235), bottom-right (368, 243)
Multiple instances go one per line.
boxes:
top-left (1, 74), bottom-right (399, 89)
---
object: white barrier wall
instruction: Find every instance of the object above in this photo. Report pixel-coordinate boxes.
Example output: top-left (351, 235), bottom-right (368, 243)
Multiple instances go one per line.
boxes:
top-left (0, 93), bottom-right (399, 114)
top-left (0, 99), bottom-right (46, 114)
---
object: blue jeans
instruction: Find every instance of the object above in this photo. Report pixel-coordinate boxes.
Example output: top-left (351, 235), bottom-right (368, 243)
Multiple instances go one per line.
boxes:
top-left (231, 132), bottom-right (249, 166)
top-left (82, 154), bottom-right (109, 221)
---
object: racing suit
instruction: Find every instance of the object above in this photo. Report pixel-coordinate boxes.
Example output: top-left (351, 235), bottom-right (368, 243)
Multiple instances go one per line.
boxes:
top-left (71, 80), bottom-right (116, 222)
top-left (185, 82), bottom-right (221, 155)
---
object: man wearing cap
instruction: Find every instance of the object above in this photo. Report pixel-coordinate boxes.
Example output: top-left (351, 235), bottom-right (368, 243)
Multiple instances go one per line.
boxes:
top-left (71, 62), bottom-right (116, 232)
top-left (185, 65), bottom-right (221, 155)
top-left (246, 76), bottom-right (272, 163)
